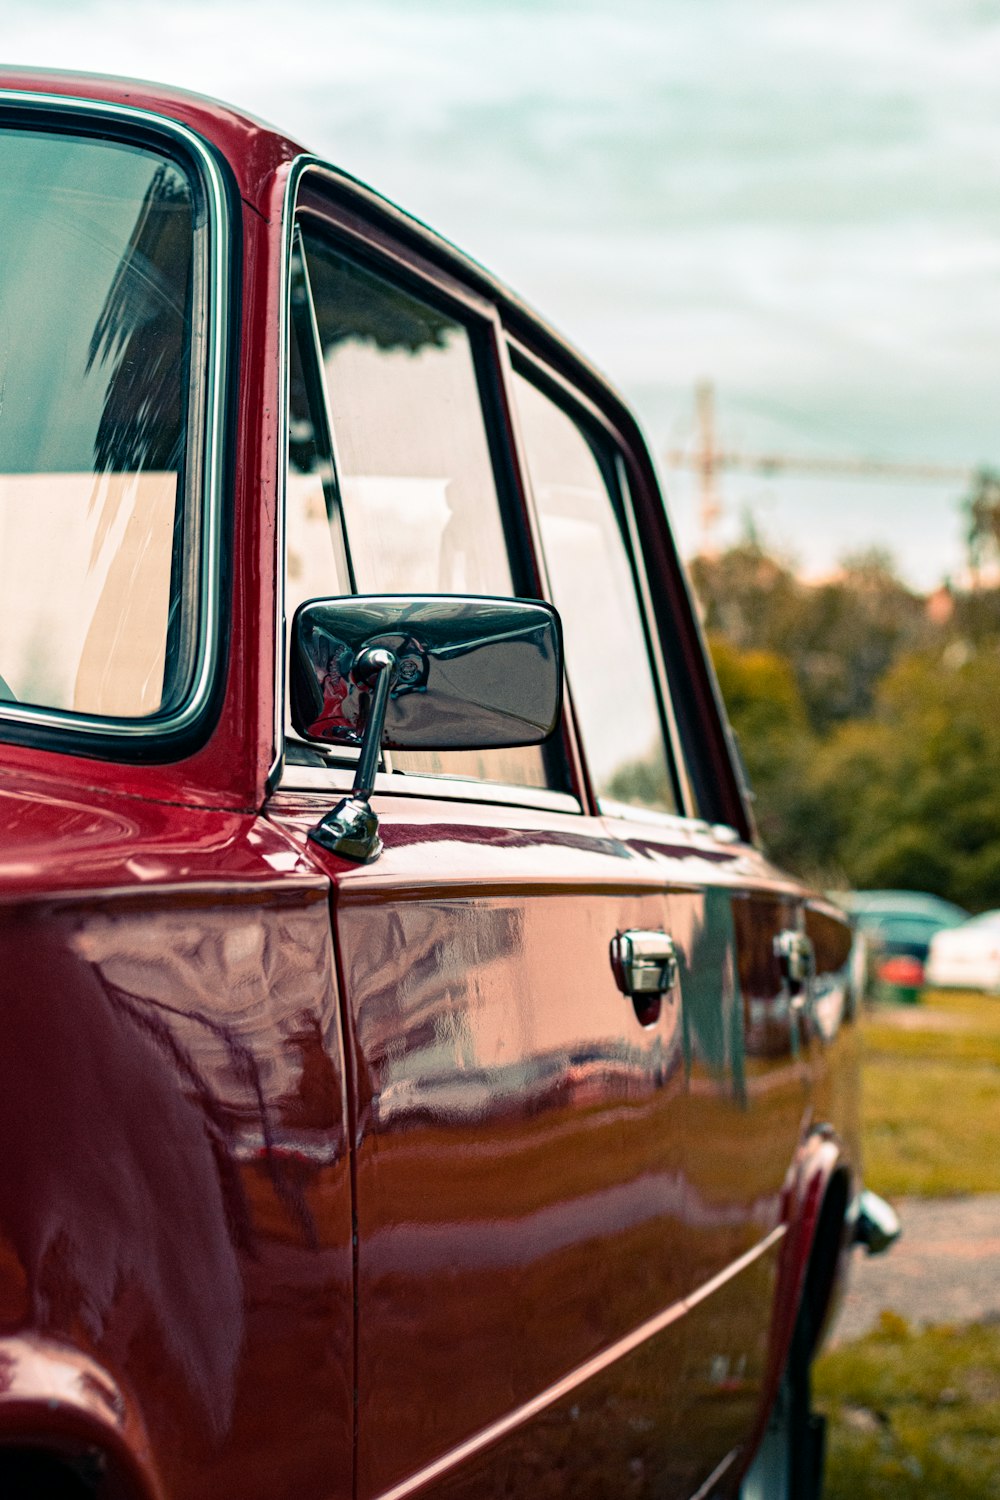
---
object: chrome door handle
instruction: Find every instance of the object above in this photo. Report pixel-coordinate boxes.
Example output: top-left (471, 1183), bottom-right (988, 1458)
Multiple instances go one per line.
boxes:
top-left (611, 930), bottom-right (680, 999)
top-left (774, 929), bottom-right (814, 1008)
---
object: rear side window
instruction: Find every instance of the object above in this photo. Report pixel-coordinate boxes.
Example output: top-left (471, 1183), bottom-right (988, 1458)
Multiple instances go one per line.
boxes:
top-left (286, 226), bottom-right (551, 789)
top-left (0, 126), bottom-right (201, 720)
top-left (512, 369), bottom-right (678, 815)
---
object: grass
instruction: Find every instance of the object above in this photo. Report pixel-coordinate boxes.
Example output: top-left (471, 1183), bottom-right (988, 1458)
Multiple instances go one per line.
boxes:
top-left (815, 987), bottom-right (1000, 1497)
top-left (815, 1314), bottom-right (1000, 1500)
top-left (860, 987), bottom-right (1000, 1197)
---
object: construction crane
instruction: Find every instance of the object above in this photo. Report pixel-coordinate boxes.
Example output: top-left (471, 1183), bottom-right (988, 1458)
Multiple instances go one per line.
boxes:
top-left (665, 382), bottom-right (977, 556)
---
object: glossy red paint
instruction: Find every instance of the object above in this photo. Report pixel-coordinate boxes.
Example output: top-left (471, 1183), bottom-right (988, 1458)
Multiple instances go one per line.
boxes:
top-left (0, 67), bottom-right (862, 1500)
top-left (264, 787), bottom-right (858, 1500)
top-left (269, 791), bottom-right (692, 1498)
top-left (0, 68), bottom-right (304, 222)
top-left (0, 789), bottom-right (354, 1498)
top-left (0, 1333), bottom-right (160, 1499)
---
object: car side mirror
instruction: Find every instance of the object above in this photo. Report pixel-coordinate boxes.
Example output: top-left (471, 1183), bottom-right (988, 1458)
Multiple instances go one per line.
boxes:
top-left (289, 594), bottom-right (563, 862)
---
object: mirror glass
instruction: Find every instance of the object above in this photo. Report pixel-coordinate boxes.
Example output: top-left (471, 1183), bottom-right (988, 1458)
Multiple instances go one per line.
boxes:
top-left (290, 595), bottom-right (562, 752)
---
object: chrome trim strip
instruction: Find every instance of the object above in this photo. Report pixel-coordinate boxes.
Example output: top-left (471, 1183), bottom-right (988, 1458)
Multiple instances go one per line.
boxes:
top-left (689, 1449), bottom-right (740, 1500)
top-left (598, 796), bottom-right (715, 836)
top-left (279, 763), bottom-right (582, 816)
top-left (372, 1226), bottom-right (785, 1500)
top-left (683, 1223), bottom-right (785, 1311)
top-left (0, 89), bottom-right (230, 744)
top-left (269, 154), bottom-right (317, 790)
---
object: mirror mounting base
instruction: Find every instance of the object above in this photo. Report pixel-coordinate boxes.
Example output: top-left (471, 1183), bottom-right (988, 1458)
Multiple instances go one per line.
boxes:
top-left (308, 794), bottom-right (384, 863)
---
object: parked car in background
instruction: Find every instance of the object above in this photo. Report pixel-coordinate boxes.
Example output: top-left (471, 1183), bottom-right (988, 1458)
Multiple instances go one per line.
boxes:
top-left (926, 911), bottom-right (1000, 994)
top-left (0, 68), bottom-right (896, 1500)
top-left (836, 889), bottom-right (969, 992)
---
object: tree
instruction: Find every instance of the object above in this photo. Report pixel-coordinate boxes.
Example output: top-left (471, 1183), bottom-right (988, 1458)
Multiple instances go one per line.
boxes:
top-left (691, 543), bottom-right (929, 736)
top-left (809, 646), bottom-right (1000, 910)
top-left (707, 634), bottom-right (817, 872)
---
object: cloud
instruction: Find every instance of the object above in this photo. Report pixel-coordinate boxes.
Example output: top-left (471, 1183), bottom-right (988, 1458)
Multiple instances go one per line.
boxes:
top-left (5, 0), bottom-right (998, 582)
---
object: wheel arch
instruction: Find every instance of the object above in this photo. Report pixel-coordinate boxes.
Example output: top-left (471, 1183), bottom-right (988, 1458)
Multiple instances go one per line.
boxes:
top-left (734, 1135), bottom-right (855, 1494)
top-left (0, 1335), bottom-right (162, 1500)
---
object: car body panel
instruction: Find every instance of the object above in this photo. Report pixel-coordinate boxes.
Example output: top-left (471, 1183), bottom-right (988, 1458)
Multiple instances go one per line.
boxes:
top-left (268, 790), bottom-right (692, 1499)
top-left (926, 911), bottom-right (1000, 992)
top-left (0, 771), bottom-right (354, 1499)
top-left (0, 67), bottom-right (860, 1500)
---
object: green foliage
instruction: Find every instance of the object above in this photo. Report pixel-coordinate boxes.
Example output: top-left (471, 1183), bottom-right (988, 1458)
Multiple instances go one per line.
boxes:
top-left (814, 649), bottom-right (1000, 908)
top-left (963, 466), bottom-right (1000, 575)
top-left (815, 1317), bottom-right (1000, 1500)
top-left (706, 634), bottom-right (815, 867)
top-left (691, 542), bottom-right (930, 734)
top-left (695, 540), bottom-right (1000, 908)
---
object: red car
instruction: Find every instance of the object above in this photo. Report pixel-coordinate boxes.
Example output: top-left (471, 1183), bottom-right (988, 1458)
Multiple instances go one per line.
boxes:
top-left (0, 70), bottom-right (895, 1500)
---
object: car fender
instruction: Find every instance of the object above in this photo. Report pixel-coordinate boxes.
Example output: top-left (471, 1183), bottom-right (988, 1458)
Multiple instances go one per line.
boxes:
top-left (0, 1332), bottom-right (162, 1499)
top-left (738, 1129), bottom-right (852, 1485)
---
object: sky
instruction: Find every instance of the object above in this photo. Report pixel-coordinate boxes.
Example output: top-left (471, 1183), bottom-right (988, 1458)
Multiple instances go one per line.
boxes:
top-left (6, 0), bottom-right (1000, 588)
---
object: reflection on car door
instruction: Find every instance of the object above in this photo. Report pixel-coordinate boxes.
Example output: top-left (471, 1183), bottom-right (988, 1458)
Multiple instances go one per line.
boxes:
top-left (511, 358), bottom-right (845, 1495)
top-left (268, 206), bottom-right (700, 1500)
top-left (513, 363), bottom-right (762, 1493)
top-left (271, 793), bottom-right (698, 1499)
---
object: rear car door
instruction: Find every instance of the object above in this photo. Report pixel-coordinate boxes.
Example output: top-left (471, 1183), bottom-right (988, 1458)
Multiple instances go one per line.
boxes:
top-left (265, 182), bottom-right (704, 1500)
top-left (508, 355), bottom-right (804, 1496)
top-left (509, 349), bottom-right (854, 1495)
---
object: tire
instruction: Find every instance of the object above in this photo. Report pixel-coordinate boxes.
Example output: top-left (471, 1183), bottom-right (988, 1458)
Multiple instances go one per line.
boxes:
top-left (0, 1449), bottom-right (98, 1498)
top-left (738, 1315), bottom-right (825, 1500)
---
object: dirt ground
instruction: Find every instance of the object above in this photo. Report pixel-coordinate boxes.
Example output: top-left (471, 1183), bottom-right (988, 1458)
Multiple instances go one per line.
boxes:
top-left (831, 1194), bottom-right (1000, 1344)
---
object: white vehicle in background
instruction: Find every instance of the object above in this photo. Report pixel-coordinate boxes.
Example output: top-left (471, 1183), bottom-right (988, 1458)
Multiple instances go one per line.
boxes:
top-left (925, 911), bottom-right (1000, 994)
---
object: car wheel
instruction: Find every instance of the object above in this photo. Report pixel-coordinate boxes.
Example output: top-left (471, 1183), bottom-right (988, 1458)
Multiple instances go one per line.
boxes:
top-left (738, 1316), bottom-right (825, 1500)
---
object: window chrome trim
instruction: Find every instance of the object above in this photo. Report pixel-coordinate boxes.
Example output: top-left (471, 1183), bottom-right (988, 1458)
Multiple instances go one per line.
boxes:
top-left (270, 153), bottom-right (316, 790)
top-left (598, 796), bottom-right (716, 835)
top-left (0, 89), bottom-right (230, 745)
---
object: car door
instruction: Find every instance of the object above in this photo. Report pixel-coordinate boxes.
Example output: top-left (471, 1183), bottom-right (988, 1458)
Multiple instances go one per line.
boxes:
top-left (508, 355), bottom-right (808, 1496)
top-left (509, 339), bottom-right (863, 1496)
top-left (264, 184), bottom-right (708, 1500)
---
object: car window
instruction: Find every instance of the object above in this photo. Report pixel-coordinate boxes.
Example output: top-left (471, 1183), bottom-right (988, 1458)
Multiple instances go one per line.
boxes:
top-left (0, 127), bottom-right (200, 720)
top-left (286, 227), bottom-right (550, 790)
top-left (511, 368), bottom-right (678, 814)
top-left (859, 914), bottom-right (941, 939)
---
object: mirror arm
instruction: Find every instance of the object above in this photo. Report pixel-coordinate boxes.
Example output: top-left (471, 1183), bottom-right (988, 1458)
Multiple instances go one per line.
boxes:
top-left (308, 647), bottom-right (397, 863)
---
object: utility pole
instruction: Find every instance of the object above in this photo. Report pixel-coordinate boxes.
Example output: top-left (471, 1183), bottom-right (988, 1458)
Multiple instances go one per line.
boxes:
top-left (667, 382), bottom-right (977, 556)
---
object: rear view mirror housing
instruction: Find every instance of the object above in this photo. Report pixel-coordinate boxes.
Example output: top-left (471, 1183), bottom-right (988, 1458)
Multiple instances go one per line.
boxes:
top-left (289, 594), bottom-right (563, 861)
